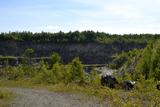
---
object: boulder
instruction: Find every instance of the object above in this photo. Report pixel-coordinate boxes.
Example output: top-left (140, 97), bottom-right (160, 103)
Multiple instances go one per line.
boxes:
top-left (122, 80), bottom-right (135, 90)
top-left (101, 75), bottom-right (119, 88)
top-left (156, 83), bottom-right (160, 90)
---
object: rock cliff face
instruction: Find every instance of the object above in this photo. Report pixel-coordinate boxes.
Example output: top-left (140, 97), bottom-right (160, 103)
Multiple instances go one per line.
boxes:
top-left (0, 41), bottom-right (146, 64)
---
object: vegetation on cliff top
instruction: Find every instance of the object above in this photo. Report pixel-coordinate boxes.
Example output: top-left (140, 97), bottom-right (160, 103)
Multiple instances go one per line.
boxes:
top-left (0, 31), bottom-right (159, 43)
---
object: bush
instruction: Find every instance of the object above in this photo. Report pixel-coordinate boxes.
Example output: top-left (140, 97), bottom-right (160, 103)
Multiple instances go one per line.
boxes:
top-left (135, 41), bottom-right (160, 80)
top-left (50, 53), bottom-right (61, 68)
top-left (122, 72), bottom-right (131, 81)
top-left (70, 57), bottom-right (86, 84)
top-left (4, 66), bottom-right (23, 80)
top-left (89, 69), bottom-right (101, 86)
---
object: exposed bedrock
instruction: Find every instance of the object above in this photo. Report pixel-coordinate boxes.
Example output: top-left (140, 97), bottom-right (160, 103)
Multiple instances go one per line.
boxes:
top-left (0, 41), bottom-right (146, 64)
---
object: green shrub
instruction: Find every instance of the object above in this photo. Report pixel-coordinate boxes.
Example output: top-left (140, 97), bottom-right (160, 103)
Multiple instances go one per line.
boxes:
top-left (50, 53), bottom-right (61, 68)
top-left (122, 72), bottom-right (131, 81)
top-left (70, 57), bottom-right (86, 84)
top-left (89, 69), bottom-right (101, 86)
top-left (4, 66), bottom-right (23, 80)
top-left (61, 65), bottom-right (72, 84)
top-left (135, 41), bottom-right (160, 80)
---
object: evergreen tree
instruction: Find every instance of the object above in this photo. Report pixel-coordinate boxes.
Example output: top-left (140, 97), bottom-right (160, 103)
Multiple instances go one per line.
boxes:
top-left (62, 65), bottom-right (72, 84)
top-left (50, 53), bottom-right (61, 68)
top-left (70, 57), bottom-right (85, 84)
top-left (23, 48), bottom-right (34, 57)
top-left (51, 63), bottom-right (62, 83)
top-left (22, 48), bottom-right (34, 65)
top-left (135, 43), bottom-right (153, 80)
top-left (151, 42), bottom-right (160, 80)
top-left (89, 68), bottom-right (101, 86)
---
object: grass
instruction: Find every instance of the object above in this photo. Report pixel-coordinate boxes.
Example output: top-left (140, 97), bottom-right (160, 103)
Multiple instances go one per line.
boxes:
top-left (0, 87), bottom-right (13, 107)
top-left (49, 83), bottom-right (160, 107)
top-left (0, 79), bottom-right (159, 107)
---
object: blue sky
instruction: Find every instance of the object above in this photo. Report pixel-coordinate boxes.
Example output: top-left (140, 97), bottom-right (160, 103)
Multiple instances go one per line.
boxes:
top-left (0, 0), bottom-right (160, 34)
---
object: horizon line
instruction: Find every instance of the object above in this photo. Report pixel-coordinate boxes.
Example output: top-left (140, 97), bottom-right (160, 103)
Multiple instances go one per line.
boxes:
top-left (1, 30), bottom-right (159, 35)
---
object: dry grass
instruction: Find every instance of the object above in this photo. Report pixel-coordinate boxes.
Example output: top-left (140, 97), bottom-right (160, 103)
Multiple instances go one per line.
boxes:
top-left (0, 88), bottom-right (13, 107)
top-left (0, 80), bottom-right (160, 107)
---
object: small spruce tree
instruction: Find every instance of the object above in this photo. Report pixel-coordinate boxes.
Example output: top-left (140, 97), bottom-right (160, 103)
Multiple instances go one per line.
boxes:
top-left (70, 57), bottom-right (85, 84)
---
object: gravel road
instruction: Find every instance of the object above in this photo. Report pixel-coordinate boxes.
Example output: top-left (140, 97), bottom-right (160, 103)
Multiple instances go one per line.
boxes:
top-left (8, 88), bottom-right (108, 107)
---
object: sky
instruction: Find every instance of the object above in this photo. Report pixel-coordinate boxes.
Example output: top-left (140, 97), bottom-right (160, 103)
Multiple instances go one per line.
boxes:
top-left (0, 0), bottom-right (160, 34)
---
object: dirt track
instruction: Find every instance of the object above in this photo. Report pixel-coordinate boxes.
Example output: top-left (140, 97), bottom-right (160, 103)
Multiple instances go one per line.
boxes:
top-left (8, 88), bottom-right (108, 107)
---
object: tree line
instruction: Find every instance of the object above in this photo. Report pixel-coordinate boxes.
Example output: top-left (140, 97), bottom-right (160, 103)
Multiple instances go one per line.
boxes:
top-left (0, 31), bottom-right (160, 43)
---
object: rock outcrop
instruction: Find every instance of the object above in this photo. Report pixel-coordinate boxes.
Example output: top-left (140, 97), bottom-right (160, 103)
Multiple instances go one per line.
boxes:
top-left (0, 41), bottom-right (146, 64)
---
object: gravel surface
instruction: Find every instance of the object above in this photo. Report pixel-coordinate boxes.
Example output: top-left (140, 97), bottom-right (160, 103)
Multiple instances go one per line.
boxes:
top-left (8, 88), bottom-right (108, 107)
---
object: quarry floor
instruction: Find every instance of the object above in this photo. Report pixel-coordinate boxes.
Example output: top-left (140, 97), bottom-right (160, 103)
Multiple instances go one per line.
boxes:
top-left (8, 88), bottom-right (108, 107)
